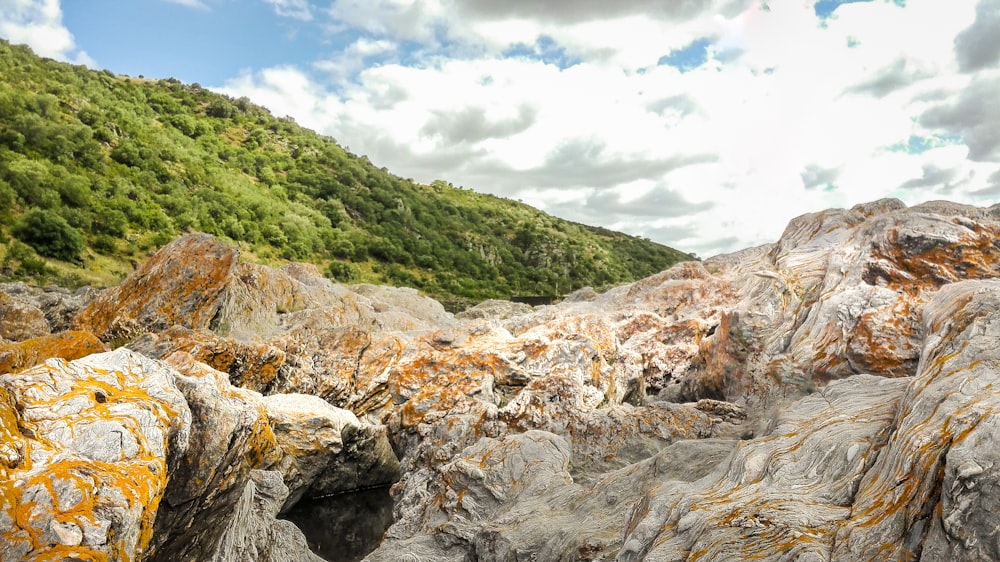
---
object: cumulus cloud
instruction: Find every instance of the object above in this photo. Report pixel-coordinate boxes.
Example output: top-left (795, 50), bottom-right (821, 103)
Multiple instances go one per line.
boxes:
top-left (899, 164), bottom-right (960, 189)
top-left (454, 0), bottom-right (711, 24)
top-left (954, 0), bottom-right (1000, 72)
top-left (801, 164), bottom-right (840, 190)
top-left (968, 168), bottom-right (1000, 196)
top-left (325, 0), bottom-right (444, 44)
top-left (845, 58), bottom-right (932, 98)
top-left (585, 185), bottom-right (714, 217)
top-left (215, 0), bottom-right (997, 257)
top-left (421, 105), bottom-right (537, 144)
top-left (503, 140), bottom-right (715, 189)
top-left (921, 76), bottom-right (1000, 161)
top-left (646, 94), bottom-right (700, 117)
top-left (313, 37), bottom-right (398, 84)
top-left (0, 0), bottom-right (93, 65)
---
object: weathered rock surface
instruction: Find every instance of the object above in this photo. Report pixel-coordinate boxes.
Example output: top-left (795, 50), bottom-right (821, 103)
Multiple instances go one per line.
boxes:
top-left (73, 234), bottom-right (239, 341)
top-left (5, 198), bottom-right (1000, 561)
top-left (263, 392), bottom-right (400, 510)
top-left (365, 200), bottom-right (1000, 561)
top-left (0, 282), bottom-right (97, 340)
top-left (209, 469), bottom-right (324, 562)
top-left (0, 330), bottom-right (105, 374)
top-left (0, 349), bottom-right (190, 562)
top-left (144, 350), bottom-right (284, 561)
top-left (0, 347), bottom-right (396, 562)
top-left (454, 298), bottom-right (535, 321)
top-left (0, 291), bottom-right (48, 341)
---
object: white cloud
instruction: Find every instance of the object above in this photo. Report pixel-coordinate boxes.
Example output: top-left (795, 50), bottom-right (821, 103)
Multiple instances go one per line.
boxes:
top-left (217, 0), bottom-right (1000, 257)
top-left (954, 0), bottom-right (1000, 73)
top-left (313, 37), bottom-right (398, 84)
top-left (0, 0), bottom-right (93, 65)
top-left (264, 0), bottom-right (314, 21)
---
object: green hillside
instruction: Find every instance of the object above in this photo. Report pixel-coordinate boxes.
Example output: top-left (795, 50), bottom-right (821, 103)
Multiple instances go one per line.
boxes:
top-left (0, 40), bottom-right (693, 308)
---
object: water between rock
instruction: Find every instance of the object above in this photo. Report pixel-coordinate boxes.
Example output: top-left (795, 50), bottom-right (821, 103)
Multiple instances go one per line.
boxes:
top-left (282, 486), bottom-right (395, 562)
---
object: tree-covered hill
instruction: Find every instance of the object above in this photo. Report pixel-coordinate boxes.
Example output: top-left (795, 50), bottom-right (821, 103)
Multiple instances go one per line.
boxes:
top-left (0, 40), bottom-right (693, 308)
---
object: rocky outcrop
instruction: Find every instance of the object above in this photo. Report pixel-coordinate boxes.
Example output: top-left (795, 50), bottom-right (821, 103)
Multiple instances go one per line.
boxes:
top-left (144, 351), bottom-right (284, 561)
top-left (0, 350), bottom-right (190, 561)
top-left (263, 393), bottom-right (400, 511)
top-left (454, 298), bottom-right (535, 321)
top-left (368, 373), bottom-right (904, 561)
top-left (142, 351), bottom-right (398, 562)
top-left (5, 199), bottom-right (1000, 561)
top-left (0, 282), bottom-right (97, 341)
top-left (73, 234), bottom-right (239, 341)
top-left (0, 347), bottom-right (397, 562)
top-left (0, 291), bottom-right (48, 341)
top-left (0, 330), bottom-right (105, 374)
top-left (208, 470), bottom-right (324, 562)
top-left (363, 200), bottom-right (1000, 560)
top-left (368, 280), bottom-right (1000, 560)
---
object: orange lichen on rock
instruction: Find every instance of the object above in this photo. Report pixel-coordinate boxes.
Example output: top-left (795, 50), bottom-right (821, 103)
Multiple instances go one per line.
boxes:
top-left (127, 325), bottom-right (286, 392)
top-left (72, 234), bottom-right (239, 341)
top-left (0, 331), bottom-right (105, 374)
top-left (0, 349), bottom-right (190, 562)
top-left (864, 218), bottom-right (1000, 291)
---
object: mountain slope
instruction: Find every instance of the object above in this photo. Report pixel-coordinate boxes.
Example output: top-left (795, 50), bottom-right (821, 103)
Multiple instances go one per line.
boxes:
top-left (0, 40), bottom-right (692, 306)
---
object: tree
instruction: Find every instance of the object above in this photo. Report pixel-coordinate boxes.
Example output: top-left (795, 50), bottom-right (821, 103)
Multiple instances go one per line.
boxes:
top-left (12, 208), bottom-right (86, 262)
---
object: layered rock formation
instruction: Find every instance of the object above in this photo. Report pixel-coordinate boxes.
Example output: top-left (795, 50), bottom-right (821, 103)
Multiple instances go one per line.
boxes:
top-left (1, 198), bottom-right (999, 561)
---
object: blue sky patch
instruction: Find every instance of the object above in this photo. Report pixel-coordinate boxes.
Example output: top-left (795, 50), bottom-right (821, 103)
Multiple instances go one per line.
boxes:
top-left (814, 0), bottom-right (874, 18)
top-left (888, 134), bottom-right (962, 154)
top-left (658, 38), bottom-right (712, 72)
top-left (501, 36), bottom-right (580, 69)
top-left (63, 0), bottom-right (323, 84)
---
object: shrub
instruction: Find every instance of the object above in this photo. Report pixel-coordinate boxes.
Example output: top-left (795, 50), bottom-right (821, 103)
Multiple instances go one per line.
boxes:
top-left (326, 261), bottom-right (358, 283)
top-left (11, 208), bottom-right (85, 262)
top-left (2, 240), bottom-right (55, 279)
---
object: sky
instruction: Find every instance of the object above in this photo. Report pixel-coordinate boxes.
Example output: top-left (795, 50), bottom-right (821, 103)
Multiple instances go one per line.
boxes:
top-left (2, 0), bottom-right (1000, 257)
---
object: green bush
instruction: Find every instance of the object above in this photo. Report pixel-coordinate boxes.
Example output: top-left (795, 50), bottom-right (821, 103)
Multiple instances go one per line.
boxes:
top-left (11, 208), bottom-right (85, 262)
top-left (326, 260), bottom-right (358, 282)
top-left (2, 240), bottom-right (55, 278)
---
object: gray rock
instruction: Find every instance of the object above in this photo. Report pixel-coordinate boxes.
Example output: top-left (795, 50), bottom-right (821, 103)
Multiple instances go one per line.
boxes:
top-left (0, 282), bottom-right (98, 340)
top-left (0, 349), bottom-right (192, 561)
top-left (455, 299), bottom-right (535, 321)
top-left (263, 392), bottom-right (400, 511)
top-left (209, 470), bottom-right (324, 562)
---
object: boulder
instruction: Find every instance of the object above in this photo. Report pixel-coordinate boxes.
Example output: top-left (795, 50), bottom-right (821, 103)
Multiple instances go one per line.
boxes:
top-left (263, 393), bottom-right (400, 511)
top-left (208, 470), bottom-right (324, 562)
top-left (145, 351), bottom-right (283, 561)
top-left (455, 299), bottom-right (534, 321)
top-left (0, 291), bottom-right (49, 341)
top-left (128, 325), bottom-right (287, 392)
top-left (0, 282), bottom-right (98, 340)
top-left (144, 351), bottom-right (402, 561)
top-left (0, 349), bottom-right (191, 562)
top-left (0, 330), bottom-right (105, 374)
top-left (73, 234), bottom-right (239, 341)
top-left (835, 280), bottom-right (1000, 561)
top-left (0, 345), bottom-right (387, 562)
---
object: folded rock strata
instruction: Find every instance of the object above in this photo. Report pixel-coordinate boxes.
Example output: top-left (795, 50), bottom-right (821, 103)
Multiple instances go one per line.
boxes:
top-left (3, 198), bottom-right (1000, 561)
